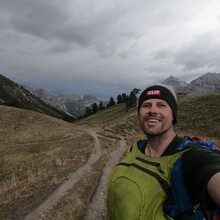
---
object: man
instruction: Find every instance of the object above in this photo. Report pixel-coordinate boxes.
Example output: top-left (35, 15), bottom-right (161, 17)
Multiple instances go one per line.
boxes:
top-left (107, 83), bottom-right (220, 220)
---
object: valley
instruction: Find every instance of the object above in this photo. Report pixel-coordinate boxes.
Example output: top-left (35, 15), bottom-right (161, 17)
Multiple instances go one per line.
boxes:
top-left (0, 93), bottom-right (220, 219)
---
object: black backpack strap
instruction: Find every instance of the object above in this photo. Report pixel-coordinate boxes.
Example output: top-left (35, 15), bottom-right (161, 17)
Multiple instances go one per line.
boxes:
top-left (136, 139), bottom-right (147, 153)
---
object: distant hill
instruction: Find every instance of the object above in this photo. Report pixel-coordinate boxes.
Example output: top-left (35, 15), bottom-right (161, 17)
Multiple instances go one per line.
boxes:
top-left (162, 72), bottom-right (220, 95)
top-left (0, 74), bottom-right (75, 121)
top-left (26, 87), bottom-right (101, 118)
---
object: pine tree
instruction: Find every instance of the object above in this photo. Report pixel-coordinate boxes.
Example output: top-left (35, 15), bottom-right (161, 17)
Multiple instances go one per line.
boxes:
top-left (99, 101), bottom-right (103, 111)
top-left (92, 103), bottom-right (99, 113)
top-left (85, 107), bottom-right (92, 116)
top-left (126, 88), bottom-right (141, 109)
top-left (106, 97), bottom-right (116, 108)
top-left (121, 93), bottom-right (128, 103)
top-left (117, 95), bottom-right (123, 104)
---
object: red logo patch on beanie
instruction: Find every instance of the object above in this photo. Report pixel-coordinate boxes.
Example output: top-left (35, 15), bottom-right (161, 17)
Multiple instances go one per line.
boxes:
top-left (147, 90), bottom-right (161, 95)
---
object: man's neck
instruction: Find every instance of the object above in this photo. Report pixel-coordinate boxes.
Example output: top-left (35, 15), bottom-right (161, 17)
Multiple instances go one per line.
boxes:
top-left (145, 130), bottom-right (176, 157)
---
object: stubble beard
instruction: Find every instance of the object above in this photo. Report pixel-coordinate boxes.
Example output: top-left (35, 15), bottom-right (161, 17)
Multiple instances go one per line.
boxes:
top-left (140, 120), bottom-right (173, 138)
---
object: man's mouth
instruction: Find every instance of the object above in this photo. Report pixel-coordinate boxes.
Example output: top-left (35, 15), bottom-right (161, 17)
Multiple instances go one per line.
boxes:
top-left (147, 119), bottom-right (159, 123)
top-left (145, 117), bottom-right (161, 122)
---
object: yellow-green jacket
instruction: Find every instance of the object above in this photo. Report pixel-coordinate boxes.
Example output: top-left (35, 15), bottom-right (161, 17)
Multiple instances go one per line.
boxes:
top-left (107, 142), bottom-right (186, 220)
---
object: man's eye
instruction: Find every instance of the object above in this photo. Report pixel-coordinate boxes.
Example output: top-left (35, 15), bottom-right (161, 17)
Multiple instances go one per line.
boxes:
top-left (142, 104), bottom-right (150, 108)
top-left (159, 104), bottom-right (166, 107)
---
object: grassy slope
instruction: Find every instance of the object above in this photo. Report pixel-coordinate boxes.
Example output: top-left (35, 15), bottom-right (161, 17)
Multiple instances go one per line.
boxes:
top-left (176, 93), bottom-right (220, 143)
top-left (77, 93), bottom-right (220, 142)
top-left (0, 106), bottom-right (94, 219)
top-left (0, 93), bottom-right (219, 219)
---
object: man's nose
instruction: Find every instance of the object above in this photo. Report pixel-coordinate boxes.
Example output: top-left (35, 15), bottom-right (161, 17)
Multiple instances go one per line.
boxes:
top-left (148, 105), bottom-right (158, 112)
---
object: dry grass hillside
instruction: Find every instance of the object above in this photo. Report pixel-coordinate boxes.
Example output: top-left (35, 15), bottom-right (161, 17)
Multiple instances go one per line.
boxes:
top-left (176, 93), bottom-right (220, 142)
top-left (0, 92), bottom-right (219, 220)
top-left (0, 106), bottom-right (95, 219)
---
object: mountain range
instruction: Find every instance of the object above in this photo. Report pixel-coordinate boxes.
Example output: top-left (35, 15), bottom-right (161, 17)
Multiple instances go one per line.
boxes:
top-left (25, 86), bottom-right (101, 118)
top-left (0, 72), bottom-right (220, 119)
top-left (162, 72), bottom-right (220, 95)
top-left (0, 74), bottom-right (74, 121)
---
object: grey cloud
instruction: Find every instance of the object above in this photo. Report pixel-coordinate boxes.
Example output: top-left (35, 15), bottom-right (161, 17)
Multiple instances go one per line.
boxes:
top-left (150, 30), bottom-right (220, 75)
top-left (0, 0), bottom-right (69, 40)
top-left (153, 8), bottom-right (172, 25)
top-left (175, 32), bottom-right (220, 71)
top-left (0, 0), bottom-right (128, 49)
top-left (48, 42), bottom-right (74, 54)
top-left (152, 49), bottom-right (173, 60)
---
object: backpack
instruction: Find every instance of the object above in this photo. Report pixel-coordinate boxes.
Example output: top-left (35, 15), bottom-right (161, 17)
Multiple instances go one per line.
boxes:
top-left (163, 136), bottom-right (220, 220)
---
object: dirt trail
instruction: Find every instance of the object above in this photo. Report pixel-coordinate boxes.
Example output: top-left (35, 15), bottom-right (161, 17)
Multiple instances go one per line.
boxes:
top-left (24, 130), bottom-right (101, 220)
top-left (81, 138), bottom-right (127, 220)
top-left (24, 130), bottom-right (127, 220)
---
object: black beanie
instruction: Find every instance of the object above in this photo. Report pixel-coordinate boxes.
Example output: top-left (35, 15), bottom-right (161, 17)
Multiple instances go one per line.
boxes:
top-left (138, 83), bottom-right (177, 124)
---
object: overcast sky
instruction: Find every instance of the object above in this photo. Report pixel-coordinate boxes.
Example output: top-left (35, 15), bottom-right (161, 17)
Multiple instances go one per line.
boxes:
top-left (1, 0), bottom-right (220, 100)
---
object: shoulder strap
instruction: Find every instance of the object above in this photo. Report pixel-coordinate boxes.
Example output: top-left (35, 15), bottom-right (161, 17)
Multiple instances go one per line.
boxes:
top-left (176, 138), bottom-right (191, 151)
top-left (137, 139), bottom-right (148, 152)
top-left (130, 140), bottom-right (147, 152)
top-left (164, 136), bottom-right (220, 220)
top-left (176, 136), bottom-right (220, 154)
top-left (163, 157), bottom-right (204, 219)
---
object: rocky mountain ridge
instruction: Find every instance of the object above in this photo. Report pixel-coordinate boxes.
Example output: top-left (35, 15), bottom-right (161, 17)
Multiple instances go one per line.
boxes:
top-left (27, 72), bottom-right (220, 117)
top-left (0, 74), bottom-right (74, 121)
top-left (162, 76), bottom-right (188, 92)
top-left (27, 87), bottom-right (100, 118)
top-left (1, 72), bottom-right (220, 119)
top-left (182, 72), bottom-right (220, 95)
top-left (162, 72), bottom-right (220, 95)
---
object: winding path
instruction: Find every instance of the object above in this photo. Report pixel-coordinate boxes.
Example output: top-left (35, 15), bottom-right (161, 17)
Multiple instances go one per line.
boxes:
top-left (24, 130), bottom-right (101, 220)
top-left (24, 130), bottom-right (127, 220)
top-left (81, 138), bottom-right (127, 220)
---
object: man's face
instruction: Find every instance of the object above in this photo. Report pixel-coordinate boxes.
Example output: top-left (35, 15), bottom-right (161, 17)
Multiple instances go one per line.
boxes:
top-left (138, 99), bottom-right (174, 137)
